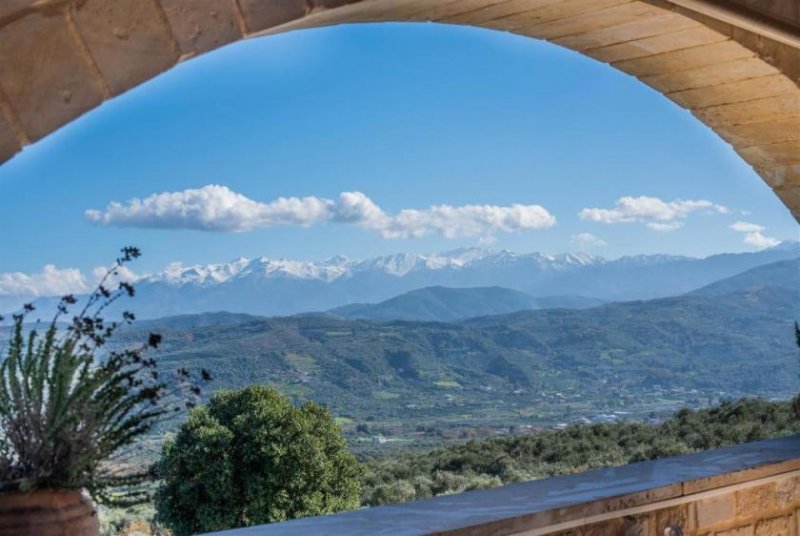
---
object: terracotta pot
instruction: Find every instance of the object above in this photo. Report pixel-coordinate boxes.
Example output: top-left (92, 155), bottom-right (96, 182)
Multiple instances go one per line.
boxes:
top-left (0, 488), bottom-right (99, 536)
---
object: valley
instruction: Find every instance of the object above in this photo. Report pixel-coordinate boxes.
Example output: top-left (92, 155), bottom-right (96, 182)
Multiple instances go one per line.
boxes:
top-left (104, 258), bottom-right (800, 454)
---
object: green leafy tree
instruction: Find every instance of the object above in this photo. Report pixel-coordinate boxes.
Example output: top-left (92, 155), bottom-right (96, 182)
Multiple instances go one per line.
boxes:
top-left (155, 385), bottom-right (361, 536)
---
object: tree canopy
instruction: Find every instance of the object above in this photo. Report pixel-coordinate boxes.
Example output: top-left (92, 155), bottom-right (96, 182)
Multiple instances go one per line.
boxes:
top-left (154, 385), bottom-right (361, 535)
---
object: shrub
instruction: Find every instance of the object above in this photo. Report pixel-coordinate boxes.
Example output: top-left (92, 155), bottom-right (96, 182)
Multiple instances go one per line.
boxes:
top-left (0, 248), bottom-right (208, 506)
top-left (360, 397), bottom-right (800, 506)
top-left (154, 385), bottom-right (361, 536)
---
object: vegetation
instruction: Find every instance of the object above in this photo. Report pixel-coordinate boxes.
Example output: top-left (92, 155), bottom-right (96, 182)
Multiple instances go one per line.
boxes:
top-left (360, 398), bottom-right (800, 505)
top-left (100, 397), bottom-right (799, 534)
top-left (328, 285), bottom-right (603, 322)
top-left (154, 385), bottom-right (361, 536)
top-left (105, 274), bottom-right (799, 445)
top-left (0, 248), bottom-right (209, 506)
top-left (2, 253), bottom-right (796, 533)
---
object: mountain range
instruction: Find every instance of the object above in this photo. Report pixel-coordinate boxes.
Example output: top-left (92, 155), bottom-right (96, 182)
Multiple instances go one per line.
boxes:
top-left (7, 241), bottom-right (799, 320)
top-left (102, 258), bottom-right (800, 429)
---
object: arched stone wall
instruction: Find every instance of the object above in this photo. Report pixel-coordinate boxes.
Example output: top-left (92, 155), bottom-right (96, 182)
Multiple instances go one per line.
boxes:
top-left (0, 0), bottom-right (797, 219)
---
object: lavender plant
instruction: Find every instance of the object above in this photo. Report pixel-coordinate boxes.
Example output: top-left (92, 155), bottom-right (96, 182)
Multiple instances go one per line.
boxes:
top-left (0, 247), bottom-right (210, 506)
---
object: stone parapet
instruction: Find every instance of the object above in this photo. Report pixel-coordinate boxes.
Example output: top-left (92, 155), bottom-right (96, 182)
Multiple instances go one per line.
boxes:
top-left (207, 435), bottom-right (800, 536)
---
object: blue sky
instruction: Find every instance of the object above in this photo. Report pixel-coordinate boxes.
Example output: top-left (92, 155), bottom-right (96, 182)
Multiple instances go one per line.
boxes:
top-left (0, 22), bottom-right (796, 290)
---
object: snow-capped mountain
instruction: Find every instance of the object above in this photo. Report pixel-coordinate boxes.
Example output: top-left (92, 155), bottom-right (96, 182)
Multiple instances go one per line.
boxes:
top-left (143, 248), bottom-right (606, 286)
top-left (8, 243), bottom-right (799, 320)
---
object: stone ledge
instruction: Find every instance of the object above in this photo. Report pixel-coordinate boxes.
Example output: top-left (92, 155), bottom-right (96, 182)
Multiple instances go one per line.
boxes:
top-left (207, 435), bottom-right (800, 536)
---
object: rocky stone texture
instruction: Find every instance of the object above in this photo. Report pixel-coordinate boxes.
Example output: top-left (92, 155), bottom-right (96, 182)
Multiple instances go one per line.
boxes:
top-left (71, 0), bottom-right (180, 96)
top-left (0, 5), bottom-right (105, 142)
top-left (0, 0), bottom-right (796, 219)
top-left (547, 471), bottom-right (799, 536)
top-left (160, 0), bottom-right (243, 56)
top-left (0, 109), bottom-right (20, 163)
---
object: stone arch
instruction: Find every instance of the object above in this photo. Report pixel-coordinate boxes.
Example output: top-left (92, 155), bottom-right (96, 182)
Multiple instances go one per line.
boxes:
top-left (0, 0), bottom-right (797, 218)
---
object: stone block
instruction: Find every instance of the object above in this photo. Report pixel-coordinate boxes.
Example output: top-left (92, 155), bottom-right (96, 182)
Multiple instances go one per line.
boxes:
top-left (716, 117), bottom-right (800, 147)
top-left (487, 0), bottom-right (629, 32)
top-left (72, 0), bottom-right (180, 96)
top-left (778, 475), bottom-right (800, 506)
top-left (668, 74), bottom-right (797, 109)
top-left (587, 25), bottom-right (725, 64)
top-left (774, 186), bottom-right (800, 219)
top-left (446, 0), bottom-right (563, 25)
top-left (548, 530), bottom-right (579, 536)
top-left (614, 40), bottom-right (753, 78)
top-left (654, 505), bottom-right (692, 533)
top-left (261, 0), bottom-right (424, 29)
top-left (643, 57), bottom-right (781, 93)
top-left (579, 518), bottom-right (625, 536)
top-left (758, 164), bottom-right (800, 189)
top-left (523, 1), bottom-right (665, 41)
top-left (738, 140), bottom-right (800, 168)
top-left (311, 0), bottom-right (363, 8)
top-left (717, 527), bottom-right (754, 536)
top-left (731, 27), bottom-right (800, 84)
top-left (160, 0), bottom-right (243, 56)
top-left (237, 0), bottom-right (307, 33)
top-left (736, 483), bottom-right (777, 518)
top-left (411, 0), bottom-right (510, 22)
top-left (600, 515), bottom-right (653, 536)
top-left (0, 0), bottom-right (34, 22)
top-left (0, 8), bottom-right (105, 141)
top-left (755, 516), bottom-right (789, 536)
top-left (554, 13), bottom-right (698, 52)
top-left (696, 494), bottom-right (735, 529)
top-left (695, 94), bottom-right (800, 128)
top-left (0, 110), bottom-right (20, 163)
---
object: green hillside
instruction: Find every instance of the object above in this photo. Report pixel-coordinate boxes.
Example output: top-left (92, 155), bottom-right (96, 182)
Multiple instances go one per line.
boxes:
top-left (329, 286), bottom-right (540, 321)
top-left (112, 279), bottom-right (799, 439)
top-left (361, 398), bottom-right (800, 505)
top-left (329, 286), bottom-right (604, 322)
top-left (691, 258), bottom-right (799, 296)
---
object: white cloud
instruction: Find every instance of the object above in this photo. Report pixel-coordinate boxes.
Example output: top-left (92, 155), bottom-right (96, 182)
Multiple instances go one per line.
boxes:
top-left (85, 185), bottom-right (331, 232)
top-left (729, 221), bottom-right (763, 233)
top-left (0, 265), bottom-right (90, 297)
top-left (91, 265), bottom-right (139, 288)
top-left (743, 232), bottom-right (780, 249)
top-left (570, 233), bottom-right (607, 248)
top-left (86, 185), bottom-right (556, 240)
top-left (0, 264), bottom-right (140, 299)
top-left (579, 196), bottom-right (727, 230)
top-left (646, 222), bottom-right (683, 232)
top-left (378, 203), bottom-right (555, 239)
top-left (729, 221), bottom-right (780, 249)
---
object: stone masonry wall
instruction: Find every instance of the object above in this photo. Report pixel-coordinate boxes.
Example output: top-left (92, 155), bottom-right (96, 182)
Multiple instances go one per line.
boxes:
top-left (550, 472), bottom-right (800, 536)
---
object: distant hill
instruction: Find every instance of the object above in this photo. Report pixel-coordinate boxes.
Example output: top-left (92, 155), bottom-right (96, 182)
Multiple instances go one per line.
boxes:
top-left (134, 311), bottom-right (264, 330)
top-left (531, 295), bottom-right (607, 310)
top-left (328, 286), bottom-right (604, 322)
top-left (109, 269), bottom-right (800, 425)
top-left (691, 258), bottom-right (800, 297)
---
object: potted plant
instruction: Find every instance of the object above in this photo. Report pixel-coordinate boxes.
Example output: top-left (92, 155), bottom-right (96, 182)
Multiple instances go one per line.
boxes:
top-left (0, 247), bottom-right (209, 536)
